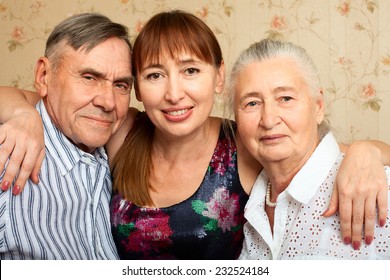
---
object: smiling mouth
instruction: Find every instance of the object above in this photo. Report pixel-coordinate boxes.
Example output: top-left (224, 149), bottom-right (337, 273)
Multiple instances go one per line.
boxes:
top-left (165, 109), bottom-right (189, 116)
top-left (85, 116), bottom-right (113, 125)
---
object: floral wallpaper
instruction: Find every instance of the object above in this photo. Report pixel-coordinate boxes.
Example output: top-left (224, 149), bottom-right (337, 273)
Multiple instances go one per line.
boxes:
top-left (1, 0), bottom-right (390, 143)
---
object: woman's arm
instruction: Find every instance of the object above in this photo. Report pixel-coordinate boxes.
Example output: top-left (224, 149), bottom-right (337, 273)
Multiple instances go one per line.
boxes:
top-left (324, 140), bottom-right (389, 250)
top-left (0, 86), bottom-right (44, 195)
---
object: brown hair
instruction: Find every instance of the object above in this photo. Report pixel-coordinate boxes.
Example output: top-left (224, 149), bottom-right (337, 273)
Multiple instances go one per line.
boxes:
top-left (112, 10), bottom-right (223, 206)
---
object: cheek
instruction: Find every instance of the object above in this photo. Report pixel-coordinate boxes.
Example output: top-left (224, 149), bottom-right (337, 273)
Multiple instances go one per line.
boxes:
top-left (236, 111), bottom-right (258, 138)
top-left (116, 96), bottom-right (130, 116)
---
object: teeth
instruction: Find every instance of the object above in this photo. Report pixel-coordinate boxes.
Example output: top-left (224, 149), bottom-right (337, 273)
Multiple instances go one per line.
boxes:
top-left (167, 109), bottom-right (188, 116)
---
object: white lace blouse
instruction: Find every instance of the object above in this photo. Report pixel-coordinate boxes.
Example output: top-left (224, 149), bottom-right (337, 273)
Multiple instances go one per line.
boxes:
top-left (239, 132), bottom-right (390, 260)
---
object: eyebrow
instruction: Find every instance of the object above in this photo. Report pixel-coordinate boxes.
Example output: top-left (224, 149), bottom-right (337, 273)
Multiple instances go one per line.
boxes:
top-left (238, 86), bottom-right (297, 103)
top-left (238, 92), bottom-right (260, 104)
top-left (80, 68), bottom-right (133, 84)
top-left (141, 57), bottom-right (200, 71)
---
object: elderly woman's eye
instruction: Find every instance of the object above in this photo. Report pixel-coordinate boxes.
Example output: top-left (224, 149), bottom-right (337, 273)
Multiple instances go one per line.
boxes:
top-left (281, 96), bottom-right (293, 102)
top-left (246, 101), bottom-right (258, 107)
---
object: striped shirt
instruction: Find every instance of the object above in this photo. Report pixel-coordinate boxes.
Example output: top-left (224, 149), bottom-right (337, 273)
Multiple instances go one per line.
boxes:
top-left (0, 101), bottom-right (119, 260)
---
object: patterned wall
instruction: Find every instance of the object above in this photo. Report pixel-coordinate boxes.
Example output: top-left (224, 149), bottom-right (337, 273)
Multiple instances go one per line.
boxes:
top-left (1, 0), bottom-right (389, 143)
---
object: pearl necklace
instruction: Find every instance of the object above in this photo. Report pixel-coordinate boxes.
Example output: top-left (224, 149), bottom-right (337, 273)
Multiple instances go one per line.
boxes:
top-left (265, 180), bottom-right (277, 207)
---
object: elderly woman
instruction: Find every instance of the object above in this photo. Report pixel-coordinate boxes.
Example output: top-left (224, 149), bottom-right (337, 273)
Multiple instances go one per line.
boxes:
top-left (229, 39), bottom-right (390, 259)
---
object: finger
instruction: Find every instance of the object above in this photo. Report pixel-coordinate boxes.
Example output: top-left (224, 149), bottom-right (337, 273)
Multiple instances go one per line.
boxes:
top-left (363, 195), bottom-right (377, 245)
top-left (0, 141), bottom-right (15, 189)
top-left (29, 149), bottom-right (45, 184)
top-left (323, 184), bottom-right (339, 217)
top-left (338, 194), bottom-right (352, 245)
top-left (1, 143), bottom-right (26, 191)
top-left (351, 199), bottom-right (365, 250)
top-left (377, 185), bottom-right (388, 227)
top-left (13, 142), bottom-right (45, 194)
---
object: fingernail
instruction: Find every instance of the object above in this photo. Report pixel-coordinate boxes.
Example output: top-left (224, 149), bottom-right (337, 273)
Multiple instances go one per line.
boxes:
top-left (380, 219), bottom-right (386, 227)
top-left (365, 236), bottom-right (373, 245)
top-left (12, 185), bottom-right (21, 196)
top-left (343, 237), bottom-right (351, 244)
top-left (353, 241), bottom-right (361, 250)
top-left (1, 181), bottom-right (10, 191)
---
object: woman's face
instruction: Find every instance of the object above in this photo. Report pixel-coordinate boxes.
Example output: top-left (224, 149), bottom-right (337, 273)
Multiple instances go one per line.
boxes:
top-left (136, 51), bottom-right (225, 139)
top-left (234, 56), bottom-right (324, 166)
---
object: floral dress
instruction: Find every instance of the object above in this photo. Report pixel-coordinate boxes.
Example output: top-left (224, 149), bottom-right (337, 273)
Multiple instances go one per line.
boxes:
top-left (110, 122), bottom-right (248, 259)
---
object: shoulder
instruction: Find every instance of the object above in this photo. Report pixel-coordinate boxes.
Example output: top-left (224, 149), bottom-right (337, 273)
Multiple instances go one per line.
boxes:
top-left (106, 107), bottom-right (140, 162)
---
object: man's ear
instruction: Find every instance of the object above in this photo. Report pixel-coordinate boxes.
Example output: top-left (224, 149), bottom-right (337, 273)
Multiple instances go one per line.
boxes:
top-left (34, 57), bottom-right (51, 98)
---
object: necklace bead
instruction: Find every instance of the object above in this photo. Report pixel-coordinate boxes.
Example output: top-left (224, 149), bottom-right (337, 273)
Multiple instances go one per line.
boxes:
top-left (265, 180), bottom-right (277, 207)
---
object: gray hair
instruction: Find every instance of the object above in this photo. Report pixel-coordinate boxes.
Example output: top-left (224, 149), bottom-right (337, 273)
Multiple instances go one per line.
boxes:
top-left (227, 39), bottom-right (321, 118)
top-left (226, 39), bottom-right (330, 136)
top-left (45, 13), bottom-right (132, 70)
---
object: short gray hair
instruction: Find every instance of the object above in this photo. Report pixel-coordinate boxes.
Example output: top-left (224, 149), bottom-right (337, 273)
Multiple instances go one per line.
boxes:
top-left (227, 39), bottom-right (321, 118)
top-left (45, 13), bottom-right (132, 70)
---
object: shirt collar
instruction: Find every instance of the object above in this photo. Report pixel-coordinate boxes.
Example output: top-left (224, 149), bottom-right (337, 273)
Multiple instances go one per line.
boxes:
top-left (284, 132), bottom-right (340, 204)
top-left (37, 101), bottom-right (109, 176)
top-left (250, 132), bottom-right (340, 206)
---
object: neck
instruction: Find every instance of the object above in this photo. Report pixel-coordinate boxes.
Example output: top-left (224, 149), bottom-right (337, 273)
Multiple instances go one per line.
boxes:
top-left (263, 137), bottom-right (320, 196)
top-left (152, 117), bottom-right (220, 161)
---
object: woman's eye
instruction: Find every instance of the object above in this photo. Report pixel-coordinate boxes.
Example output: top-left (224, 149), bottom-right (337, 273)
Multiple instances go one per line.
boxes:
top-left (281, 96), bottom-right (293, 102)
top-left (185, 68), bottom-right (199, 75)
top-left (246, 101), bottom-right (258, 107)
top-left (146, 73), bottom-right (162, 80)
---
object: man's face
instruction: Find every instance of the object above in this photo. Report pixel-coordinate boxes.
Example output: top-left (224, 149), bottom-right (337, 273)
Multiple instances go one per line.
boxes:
top-left (41, 37), bottom-right (132, 153)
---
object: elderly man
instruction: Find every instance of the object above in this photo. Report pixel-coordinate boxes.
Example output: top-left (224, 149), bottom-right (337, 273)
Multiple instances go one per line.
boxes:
top-left (0, 13), bottom-right (132, 259)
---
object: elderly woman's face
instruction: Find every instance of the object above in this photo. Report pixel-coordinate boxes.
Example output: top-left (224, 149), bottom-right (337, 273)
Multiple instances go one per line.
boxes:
top-left (234, 57), bottom-right (324, 165)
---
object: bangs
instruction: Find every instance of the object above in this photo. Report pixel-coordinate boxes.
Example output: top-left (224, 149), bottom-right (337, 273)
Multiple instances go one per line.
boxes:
top-left (132, 11), bottom-right (222, 75)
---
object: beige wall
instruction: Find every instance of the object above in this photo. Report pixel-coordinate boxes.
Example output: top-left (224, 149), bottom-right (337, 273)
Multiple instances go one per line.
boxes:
top-left (1, 0), bottom-right (389, 143)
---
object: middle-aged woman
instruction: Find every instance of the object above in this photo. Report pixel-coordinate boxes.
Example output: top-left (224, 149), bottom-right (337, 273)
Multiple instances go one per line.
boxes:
top-left (0, 11), bottom-right (390, 259)
top-left (229, 39), bottom-right (390, 259)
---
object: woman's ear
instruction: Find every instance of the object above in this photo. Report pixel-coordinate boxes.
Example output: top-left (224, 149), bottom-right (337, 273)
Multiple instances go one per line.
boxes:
top-left (316, 89), bottom-right (325, 124)
top-left (215, 60), bottom-right (226, 94)
top-left (34, 57), bottom-right (51, 98)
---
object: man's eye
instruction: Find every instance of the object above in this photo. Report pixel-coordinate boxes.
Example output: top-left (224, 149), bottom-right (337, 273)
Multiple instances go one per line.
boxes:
top-left (113, 83), bottom-right (130, 95)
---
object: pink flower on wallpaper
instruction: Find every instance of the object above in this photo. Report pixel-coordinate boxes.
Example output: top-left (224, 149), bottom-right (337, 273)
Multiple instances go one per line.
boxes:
top-left (197, 6), bottom-right (209, 20)
top-left (337, 1), bottom-right (351, 16)
top-left (202, 187), bottom-right (239, 233)
top-left (270, 15), bottom-right (288, 30)
top-left (361, 83), bottom-right (376, 100)
top-left (11, 27), bottom-right (24, 42)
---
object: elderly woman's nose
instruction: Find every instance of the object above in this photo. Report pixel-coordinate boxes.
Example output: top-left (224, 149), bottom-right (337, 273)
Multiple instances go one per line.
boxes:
top-left (259, 102), bottom-right (279, 128)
